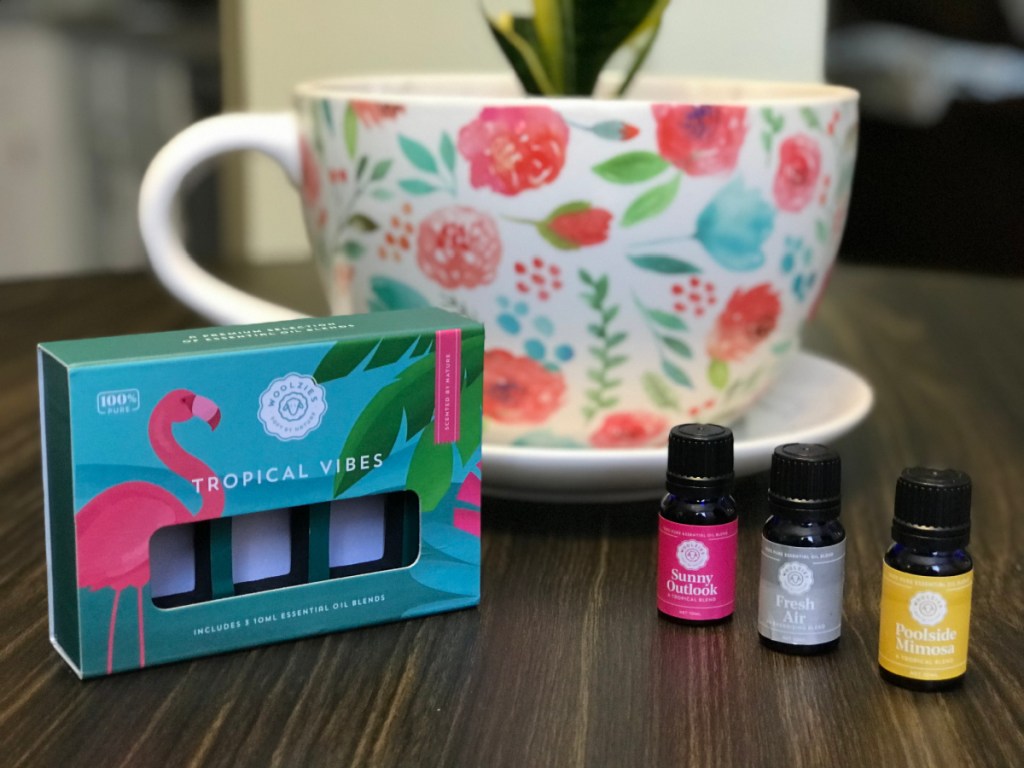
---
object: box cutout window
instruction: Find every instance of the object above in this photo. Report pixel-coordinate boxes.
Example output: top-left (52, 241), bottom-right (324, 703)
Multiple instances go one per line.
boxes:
top-left (233, 507), bottom-right (309, 595)
top-left (150, 522), bottom-right (212, 608)
top-left (149, 491), bottom-right (419, 609)
top-left (327, 491), bottom-right (419, 578)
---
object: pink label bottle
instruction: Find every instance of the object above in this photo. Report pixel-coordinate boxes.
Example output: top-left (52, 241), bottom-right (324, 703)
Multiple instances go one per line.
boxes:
top-left (657, 424), bottom-right (737, 625)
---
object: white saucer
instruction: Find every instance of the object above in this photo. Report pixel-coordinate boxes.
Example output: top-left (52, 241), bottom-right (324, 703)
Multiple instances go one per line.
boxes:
top-left (481, 352), bottom-right (873, 503)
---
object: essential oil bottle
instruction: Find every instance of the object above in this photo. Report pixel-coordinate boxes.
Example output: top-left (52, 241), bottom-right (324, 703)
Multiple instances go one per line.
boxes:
top-left (657, 424), bottom-right (737, 625)
top-left (757, 444), bottom-right (845, 654)
top-left (878, 467), bottom-right (974, 691)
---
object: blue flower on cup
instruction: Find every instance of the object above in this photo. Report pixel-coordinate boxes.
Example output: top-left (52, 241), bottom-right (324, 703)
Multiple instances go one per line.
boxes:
top-left (695, 178), bottom-right (776, 271)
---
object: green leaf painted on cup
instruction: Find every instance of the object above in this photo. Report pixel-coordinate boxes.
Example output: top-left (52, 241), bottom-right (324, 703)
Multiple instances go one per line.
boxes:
top-left (643, 307), bottom-right (686, 331)
top-left (440, 132), bottom-right (456, 174)
top-left (622, 174), bottom-right (681, 227)
top-left (399, 134), bottom-right (438, 175)
top-left (346, 213), bottom-right (378, 232)
top-left (398, 179), bottom-right (439, 195)
top-left (662, 359), bottom-right (692, 388)
top-left (641, 371), bottom-right (680, 409)
top-left (367, 276), bottom-right (431, 310)
top-left (344, 104), bottom-right (358, 159)
top-left (592, 151), bottom-right (668, 183)
top-left (709, 358), bottom-right (730, 390)
top-left (660, 335), bottom-right (692, 359)
top-left (340, 240), bottom-right (365, 260)
top-left (370, 159), bottom-right (393, 182)
top-left (628, 254), bottom-right (701, 274)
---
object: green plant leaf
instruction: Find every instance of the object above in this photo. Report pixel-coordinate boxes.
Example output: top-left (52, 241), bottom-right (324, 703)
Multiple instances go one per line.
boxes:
top-left (628, 254), bottom-right (700, 274)
top-left (662, 359), bottom-right (693, 388)
top-left (399, 134), bottom-right (438, 174)
top-left (592, 151), bottom-right (668, 183)
top-left (622, 174), bottom-right (681, 227)
top-left (344, 103), bottom-right (358, 158)
top-left (356, 156), bottom-right (368, 180)
top-left (398, 179), bottom-right (438, 195)
top-left (483, 1), bottom-right (668, 96)
top-left (709, 358), bottom-right (729, 390)
top-left (484, 12), bottom-right (553, 95)
top-left (407, 431), bottom-right (454, 512)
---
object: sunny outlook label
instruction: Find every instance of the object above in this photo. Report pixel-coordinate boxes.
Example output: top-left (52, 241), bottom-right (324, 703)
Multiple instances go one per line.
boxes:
top-left (657, 519), bottom-right (738, 621)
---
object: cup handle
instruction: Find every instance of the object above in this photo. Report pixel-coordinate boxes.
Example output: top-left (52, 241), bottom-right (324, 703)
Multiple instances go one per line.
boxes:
top-left (139, 112), bottom-right (308, 325)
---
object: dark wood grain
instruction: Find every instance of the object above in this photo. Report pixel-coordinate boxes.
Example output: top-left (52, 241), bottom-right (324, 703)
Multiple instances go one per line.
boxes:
top-left (1, 264), bottom-right (1022, 767)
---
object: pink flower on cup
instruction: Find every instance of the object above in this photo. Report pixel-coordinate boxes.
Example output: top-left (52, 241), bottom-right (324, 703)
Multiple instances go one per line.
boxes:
top-left (350, 100), bottom-right (405, 127)
top-left (548, 206), bottom-right (613, 247)
top-left (458, 106), bottom-right (569, 196)
top-left (589, 411), bottom-right (669, 448)
top-left (416, 206), bottom-right (502, 289)
top-left (299, 138), bottom-right (321, 208)
top-left (483, 350), bottom-right (566, 423)
top-left (773, 135), bottom-right (822, 212)
top-left (707, 284), bottom-right (782, 362)
top-left (652, 105), bottom-right (748, 176)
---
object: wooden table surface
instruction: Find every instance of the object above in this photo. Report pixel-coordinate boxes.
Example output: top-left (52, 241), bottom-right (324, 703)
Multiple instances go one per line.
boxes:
top-left (1, 263), bottom-right (1022, 767)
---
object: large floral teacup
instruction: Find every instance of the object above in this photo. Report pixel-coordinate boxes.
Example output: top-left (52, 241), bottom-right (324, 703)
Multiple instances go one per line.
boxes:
top-left (140, 74), bottom-right (858, 449)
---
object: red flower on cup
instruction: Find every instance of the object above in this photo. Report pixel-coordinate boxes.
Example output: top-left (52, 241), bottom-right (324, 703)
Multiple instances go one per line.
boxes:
top-left (416, 206), bottom-right (502, 289)
top-left (652, 104), bottom-right (748, 176)
top-left (707, 284), bottom-right (782, 362)
top-left (548, 206), bottom-right (612, 247)
top-left (773, 135), bottom-right (822, 213)
top-left (299, 138), bottom-right (321, 208)
top-left (483, 349), bottom-right (566, 424)
top-left (458, 106), bottom-right (569, 196)
top-left (350, 100), bottom-right (405, 127)
top-left (589, 411), bottom-right (668, 448)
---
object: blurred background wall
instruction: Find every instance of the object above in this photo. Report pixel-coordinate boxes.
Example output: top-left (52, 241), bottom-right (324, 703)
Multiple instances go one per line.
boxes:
top-left (1, 1), bottom-right (1020, 281)
top-left (0, 0), bottom-right (826, 279)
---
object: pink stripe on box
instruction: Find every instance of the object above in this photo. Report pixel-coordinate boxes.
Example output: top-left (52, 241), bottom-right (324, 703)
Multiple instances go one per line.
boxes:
top-left (434, 329), bottom-right (461, 444)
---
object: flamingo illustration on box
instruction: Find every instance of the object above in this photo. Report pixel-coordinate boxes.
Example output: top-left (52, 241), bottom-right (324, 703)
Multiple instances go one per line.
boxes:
top-left (76, 389), bottom-right (223, 673)
top-left (39, 308), bottom-right (483, 678)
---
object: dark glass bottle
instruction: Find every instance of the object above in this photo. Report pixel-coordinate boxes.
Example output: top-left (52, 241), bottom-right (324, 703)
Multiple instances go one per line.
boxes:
top-left (878, 467), bottom-right (974, 691)
top-left (657, 424), bottom-right (737, 626)
top-left (757, 443), bottom-right (845, 655)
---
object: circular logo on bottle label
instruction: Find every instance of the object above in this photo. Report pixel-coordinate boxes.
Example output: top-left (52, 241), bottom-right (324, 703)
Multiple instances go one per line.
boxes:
top-left (778, 561), bottom-right (814, 595)
top-left (258, 373), bottom-right (327, 441)
top-left (676, 540), bottom-right (710, 571)
top-left (909, 590), bottom-right (948, 626)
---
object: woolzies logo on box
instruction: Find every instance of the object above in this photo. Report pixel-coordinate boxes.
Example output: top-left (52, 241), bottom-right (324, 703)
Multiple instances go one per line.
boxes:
top-left (258, 373), bottom-right (327, 441)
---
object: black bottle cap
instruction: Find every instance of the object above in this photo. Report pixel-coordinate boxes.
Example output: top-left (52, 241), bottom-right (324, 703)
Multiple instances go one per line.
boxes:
top-left (892, 467), bottom-right (971, 548)
top-left (666, 423), bottom-right (734, 494)
top-left (768, 443), bottom-right (841, 520)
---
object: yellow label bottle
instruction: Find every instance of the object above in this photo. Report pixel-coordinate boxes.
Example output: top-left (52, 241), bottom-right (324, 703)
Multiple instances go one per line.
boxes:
top-left (878, 467), bottom-right (973, 691)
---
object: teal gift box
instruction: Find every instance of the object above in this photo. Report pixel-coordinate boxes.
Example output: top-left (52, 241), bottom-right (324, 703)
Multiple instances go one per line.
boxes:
top-left (38, 309), bottom-right (483, 678)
